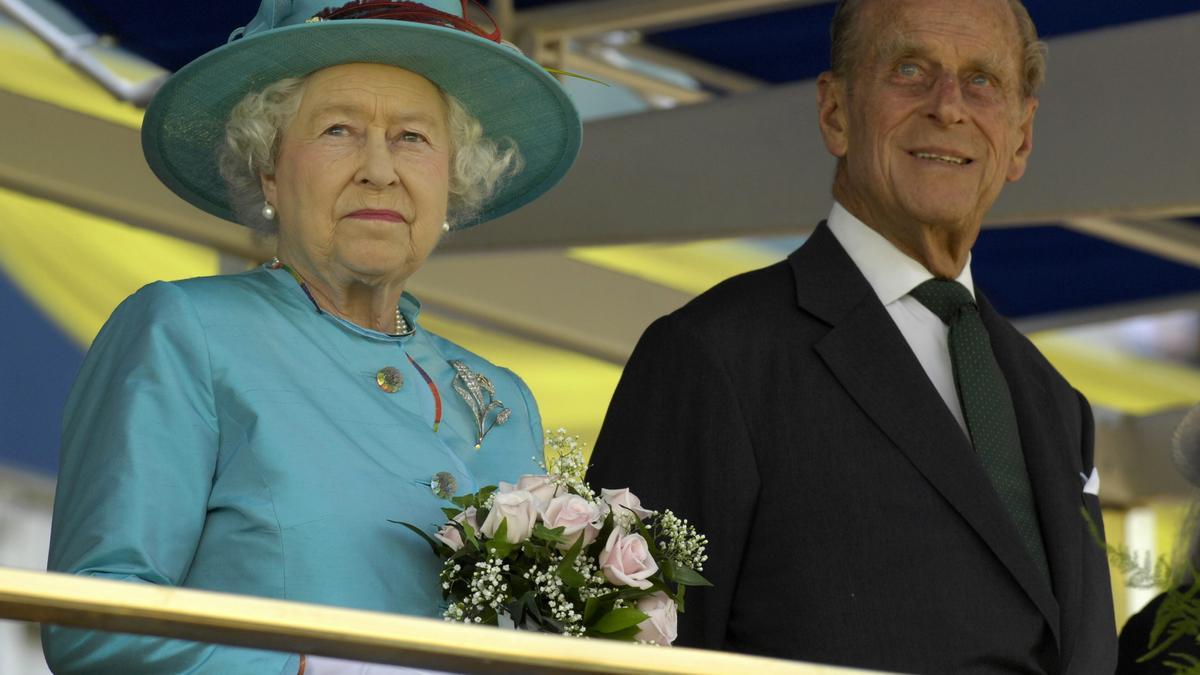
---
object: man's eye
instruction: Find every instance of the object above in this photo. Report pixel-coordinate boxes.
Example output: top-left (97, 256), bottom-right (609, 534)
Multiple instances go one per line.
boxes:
top-left (969, 73), bottom-right (993, 87)
top-left (401, 131), bottom-right (428, 143)
top-left (897, 63), bottom-right (921, 77)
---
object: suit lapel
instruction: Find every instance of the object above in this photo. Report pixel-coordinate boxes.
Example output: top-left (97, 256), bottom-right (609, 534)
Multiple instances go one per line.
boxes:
top-left (979, 293), bottom-right (1081, 656)
top-left (791, 225), bottom-right (1061, 640)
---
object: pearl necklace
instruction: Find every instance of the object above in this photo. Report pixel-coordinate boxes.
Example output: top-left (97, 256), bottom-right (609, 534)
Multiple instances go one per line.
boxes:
top-left (394, 306), bottom-right (411, 336)
top-left (271, 258), bottom-right (412, 336)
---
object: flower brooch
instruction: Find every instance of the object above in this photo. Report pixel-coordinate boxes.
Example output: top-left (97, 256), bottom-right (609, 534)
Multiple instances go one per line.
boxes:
top-left (449, 360), bottom-right (510, 448)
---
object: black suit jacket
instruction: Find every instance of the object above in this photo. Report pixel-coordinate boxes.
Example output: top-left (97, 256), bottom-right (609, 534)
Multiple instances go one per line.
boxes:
top-left (587, 224), bottom-right (1116, 674)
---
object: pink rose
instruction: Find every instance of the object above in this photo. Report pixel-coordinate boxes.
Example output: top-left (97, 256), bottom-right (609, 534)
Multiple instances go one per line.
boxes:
top-left (634, 592), bottom-right (678, 645)
top-left (434, 506), bottom-right (479, 552)
top-left (600, 487), bottom-right (654, 521)
top-left (542, 494), bottom-right (603, 550)
top-left (499, 475), bottom-right (561, 512)
top-left (598, 528), bottom-right (658, 589)
top-left (480, 490), bottom-right (538, 544)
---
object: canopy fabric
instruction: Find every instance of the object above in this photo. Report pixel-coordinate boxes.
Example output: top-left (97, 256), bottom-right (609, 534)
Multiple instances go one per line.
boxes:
top-left (0, 23), bottom-right (146, 128)
top-left (1, 4), bottom-right (1199, 480)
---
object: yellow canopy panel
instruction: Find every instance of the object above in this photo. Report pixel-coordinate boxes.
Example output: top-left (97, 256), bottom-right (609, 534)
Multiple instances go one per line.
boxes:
top-left (0, 186), bottom-right (218, 347)
top-left (0, 22), bottom-right (152, 129)
top-left (1029, 332), bottom-right (1200, 417)
top-left (569, 238), bottom-right (782, 296)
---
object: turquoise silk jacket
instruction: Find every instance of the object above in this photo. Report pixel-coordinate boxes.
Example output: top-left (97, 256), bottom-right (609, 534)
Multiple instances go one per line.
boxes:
top-left (42, 265), bottom-right (543, 674)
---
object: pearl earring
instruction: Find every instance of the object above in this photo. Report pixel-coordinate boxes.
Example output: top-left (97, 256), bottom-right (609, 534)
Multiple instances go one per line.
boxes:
top-left (261, 202), bottom-right (276, 220)
top-left (442, 221), bottom-right (450, 233)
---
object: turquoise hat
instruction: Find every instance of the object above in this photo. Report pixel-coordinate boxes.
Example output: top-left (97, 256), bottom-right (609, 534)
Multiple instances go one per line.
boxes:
top-left (142, 0), bottom-right (582, 229)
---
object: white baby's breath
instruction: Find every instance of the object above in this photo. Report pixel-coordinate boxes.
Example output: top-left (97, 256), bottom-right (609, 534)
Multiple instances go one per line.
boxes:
top-left (657, 509), bottom-right (710, 572)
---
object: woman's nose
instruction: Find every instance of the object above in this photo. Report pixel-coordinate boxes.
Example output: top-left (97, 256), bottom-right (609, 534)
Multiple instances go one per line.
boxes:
top-left (354, 131), bottom-right (399, 187)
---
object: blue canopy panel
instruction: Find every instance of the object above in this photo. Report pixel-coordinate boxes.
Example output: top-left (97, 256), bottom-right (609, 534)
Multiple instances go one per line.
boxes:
top-left (0, 269), bottom-right (81, 476)
top-left (51, 1), bottom-right (1200, 81)
top-left (644, 0), bottom-right (1200, 84)
top-left (973, 225), bottom-right (1200, 319)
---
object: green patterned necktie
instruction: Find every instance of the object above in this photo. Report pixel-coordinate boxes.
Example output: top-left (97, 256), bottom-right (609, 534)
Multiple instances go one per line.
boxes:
top-left (910, 279), bottom-right (1050, 580)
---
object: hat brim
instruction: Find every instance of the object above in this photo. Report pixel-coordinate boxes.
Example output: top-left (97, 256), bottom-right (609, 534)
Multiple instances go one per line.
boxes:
top-left (141, 20), bottom-right (581, 229)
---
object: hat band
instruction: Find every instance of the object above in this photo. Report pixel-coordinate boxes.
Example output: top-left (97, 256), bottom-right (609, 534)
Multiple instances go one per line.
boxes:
top-left (310, 0), bottom-right (502, 43)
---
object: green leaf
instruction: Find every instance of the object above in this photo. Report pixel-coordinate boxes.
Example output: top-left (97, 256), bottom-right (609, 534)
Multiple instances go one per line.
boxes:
top-left (506, 593), bottom-right (531, 626)
top-left (615, 586), bottom-right (659, 601)
top-left (560, 566), bottom-right (587, 589)
top-left (603, 625), bottom-right (642, 641)
top-left (394, 521), bottom-right (446, 557)
top-left (533, 523), bottom-right (567, 544)
top-left (447, 543), bottom-right (477, 563)
top-left (585, 623), bottom-right (641, 641)
top-left (461, 521), bottom-right (480, 548)
top-left (591, 607), bottom-right (649, 634)
top-left (487, 518), bottom-right (513, 558)
top-left (556, 533), bottom-right (587, 588)
top-left (441, 507), bottom-right (461, 521)
top-left (670, 565), bottom-right (713, 588)
top-left (582, 596), bottom-right (605, 625)
top-left (561, 531), bottom-right (584, 563)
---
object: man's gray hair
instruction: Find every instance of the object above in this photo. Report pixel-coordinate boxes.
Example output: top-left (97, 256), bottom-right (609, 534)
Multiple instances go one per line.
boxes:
top-left (218, 75), bottom-right (522, 232)
top-left (829, 0), bottom-right (1047, 99)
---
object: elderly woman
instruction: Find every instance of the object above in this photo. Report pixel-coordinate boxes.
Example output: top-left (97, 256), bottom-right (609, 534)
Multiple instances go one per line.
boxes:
top-left (42, 1), bottom-right (580, 673)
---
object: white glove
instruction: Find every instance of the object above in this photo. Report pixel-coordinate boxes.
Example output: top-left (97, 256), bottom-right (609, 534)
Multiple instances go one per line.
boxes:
top-left (305, 654), bottom-right (458, 675)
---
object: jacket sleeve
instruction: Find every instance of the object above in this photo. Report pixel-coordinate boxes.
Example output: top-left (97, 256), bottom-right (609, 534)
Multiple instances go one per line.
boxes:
top-left (42, 282), bottom-right (298, 675)
top-left (586, 314), bottom-right (759, 650)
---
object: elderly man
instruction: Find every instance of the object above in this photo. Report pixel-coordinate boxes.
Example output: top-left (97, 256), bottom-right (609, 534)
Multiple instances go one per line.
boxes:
top-left (587, 0), bottom-right (1117, 672)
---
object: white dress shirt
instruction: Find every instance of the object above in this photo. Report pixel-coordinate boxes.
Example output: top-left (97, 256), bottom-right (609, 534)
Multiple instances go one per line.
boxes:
top-left (825, 202), bottom-right (973, 436)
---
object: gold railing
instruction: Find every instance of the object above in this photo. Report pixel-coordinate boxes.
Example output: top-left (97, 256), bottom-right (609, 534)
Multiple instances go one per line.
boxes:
top-left (0, 567), bottom-right (886, 674)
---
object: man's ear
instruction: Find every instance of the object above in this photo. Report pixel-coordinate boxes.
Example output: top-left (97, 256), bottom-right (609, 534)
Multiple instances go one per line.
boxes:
top-left (817, 71), bottom-right (850, 159)
top-left (1006, 96), bottom-right (1038, 182)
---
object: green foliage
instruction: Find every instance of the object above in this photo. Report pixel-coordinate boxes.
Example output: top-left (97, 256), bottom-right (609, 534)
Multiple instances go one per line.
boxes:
top-left (1162, 651), bottom-right (1200, 675)
top-left (487, 519), bottom-right (513, 558)
top-left (393, 520), bottom-right (446, 557)
top-left (1081, 507), bottom-right (1194, 669)
top-left (661, 560), bottom-right (713, 588)
top-left (1140, 574), bottom-right (1200, 666)
top-left (591, 607), bottom-right (651, 634)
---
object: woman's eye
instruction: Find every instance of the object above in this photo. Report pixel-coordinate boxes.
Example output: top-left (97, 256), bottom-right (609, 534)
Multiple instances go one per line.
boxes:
top-left (323, 124), bottom-right (349, 136)
top-left (897, 63), bottom-right (921, 78)
top-left (401, 131), bottom-right (428, 143)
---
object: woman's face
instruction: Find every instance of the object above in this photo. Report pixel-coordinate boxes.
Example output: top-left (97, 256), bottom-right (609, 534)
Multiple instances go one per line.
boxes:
top-left (263, 63), bottom-right (451, 285)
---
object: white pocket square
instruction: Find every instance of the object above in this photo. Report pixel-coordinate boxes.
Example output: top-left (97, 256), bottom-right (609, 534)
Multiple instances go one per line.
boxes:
top-left (1080, 467), bottom-right (1100, 496)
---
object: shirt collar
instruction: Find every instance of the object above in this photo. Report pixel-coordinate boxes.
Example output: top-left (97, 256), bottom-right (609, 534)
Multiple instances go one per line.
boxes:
top-left (825, 202), bottom-right (975, 306)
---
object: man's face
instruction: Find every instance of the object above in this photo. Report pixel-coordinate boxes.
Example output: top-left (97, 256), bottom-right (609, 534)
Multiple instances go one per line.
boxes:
top-left (819, 0), bottom-right (1037, 243)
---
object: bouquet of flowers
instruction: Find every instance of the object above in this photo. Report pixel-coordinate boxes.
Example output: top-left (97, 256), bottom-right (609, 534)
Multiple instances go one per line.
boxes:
top-left (402, 430), bottom-right (710, 645)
